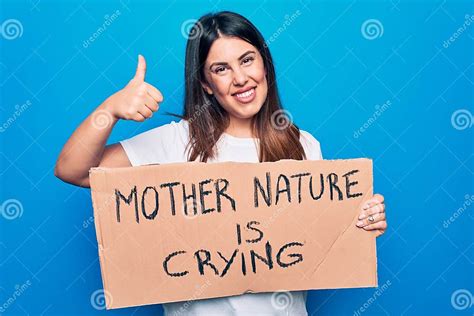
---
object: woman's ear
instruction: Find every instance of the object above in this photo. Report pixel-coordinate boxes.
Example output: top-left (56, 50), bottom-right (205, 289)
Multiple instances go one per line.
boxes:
top-left (200, 80), bottom-right (213, 95)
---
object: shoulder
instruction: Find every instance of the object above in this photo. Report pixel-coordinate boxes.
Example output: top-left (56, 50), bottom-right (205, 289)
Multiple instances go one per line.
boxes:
top-left (122, 119), bottom-right (190, 149)
top-left (133, 119), bottom-right (189, 142)
top-left (299, 129), bottom-right (320, 148)
top-left (299, 129), bottom-right (323, 160)
top-left (119, 119), bottom-right (190, 166)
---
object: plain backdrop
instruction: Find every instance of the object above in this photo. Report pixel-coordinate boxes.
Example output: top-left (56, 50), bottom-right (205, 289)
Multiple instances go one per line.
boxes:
top-left (0, 0), bottom-right (473, 315)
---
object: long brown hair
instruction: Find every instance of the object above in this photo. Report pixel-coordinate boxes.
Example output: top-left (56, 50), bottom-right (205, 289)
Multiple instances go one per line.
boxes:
top-left (182, 11), bottom-right (306, 162)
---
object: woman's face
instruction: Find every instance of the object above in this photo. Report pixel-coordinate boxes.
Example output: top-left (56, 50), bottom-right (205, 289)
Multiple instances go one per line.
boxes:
top-left (201, 36), bottom-right (268, 120)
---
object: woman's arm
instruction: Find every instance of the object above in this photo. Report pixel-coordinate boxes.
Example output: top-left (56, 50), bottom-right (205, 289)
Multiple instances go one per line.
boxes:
top-left (54, 102), bottom-right (128, 188)
top-left (54, 55), bottom-right (163, 188)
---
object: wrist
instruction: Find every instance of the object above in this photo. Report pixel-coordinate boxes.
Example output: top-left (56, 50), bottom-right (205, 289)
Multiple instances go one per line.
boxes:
top-left (100, 97), bottom-right (120, 122)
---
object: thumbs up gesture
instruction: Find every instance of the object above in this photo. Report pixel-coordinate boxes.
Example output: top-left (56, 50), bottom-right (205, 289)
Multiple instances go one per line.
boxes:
top-left (105, 55), bottom-right (163, 122)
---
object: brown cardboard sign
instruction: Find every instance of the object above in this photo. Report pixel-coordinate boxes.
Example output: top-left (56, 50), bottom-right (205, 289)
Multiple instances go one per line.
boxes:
top-left (89, 158), bottom-right (377, 309)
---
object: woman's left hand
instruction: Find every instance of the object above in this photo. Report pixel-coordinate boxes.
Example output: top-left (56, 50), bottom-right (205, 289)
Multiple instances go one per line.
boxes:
top-left (356, 193), bottom-right (387, 237)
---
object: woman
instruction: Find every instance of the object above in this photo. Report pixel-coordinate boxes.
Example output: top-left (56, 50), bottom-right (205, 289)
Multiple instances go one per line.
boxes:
top-left (55, 11), bottom-right (387, 316)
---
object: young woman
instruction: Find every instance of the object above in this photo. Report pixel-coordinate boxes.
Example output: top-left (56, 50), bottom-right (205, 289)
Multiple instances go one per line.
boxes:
top-left (55, 11), bottom-right (387, 316)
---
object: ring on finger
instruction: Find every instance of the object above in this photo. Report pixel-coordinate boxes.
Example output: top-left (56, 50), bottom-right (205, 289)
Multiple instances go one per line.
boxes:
top-left (368, 215), bottom-right (375, 223)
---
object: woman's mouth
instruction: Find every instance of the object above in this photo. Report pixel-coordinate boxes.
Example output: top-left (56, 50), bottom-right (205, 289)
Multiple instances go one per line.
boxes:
top-left (232, 87), bottom-right (256, 104)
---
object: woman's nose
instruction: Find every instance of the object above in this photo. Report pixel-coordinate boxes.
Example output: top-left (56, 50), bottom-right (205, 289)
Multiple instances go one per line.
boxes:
top-left (232, 67), bottom-right (248, 86)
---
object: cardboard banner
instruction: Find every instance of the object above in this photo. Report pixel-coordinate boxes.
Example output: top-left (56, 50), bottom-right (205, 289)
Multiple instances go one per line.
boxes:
top-left (89, 158), bottom-right (377, 309)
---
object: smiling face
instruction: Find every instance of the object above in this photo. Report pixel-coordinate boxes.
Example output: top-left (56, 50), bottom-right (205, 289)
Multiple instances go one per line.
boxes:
top-left (201, 36), bottom-right (268, 122)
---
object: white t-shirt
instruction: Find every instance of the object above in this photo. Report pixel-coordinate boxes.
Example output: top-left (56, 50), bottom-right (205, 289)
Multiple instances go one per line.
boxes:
top-left (120, 119), bottom-right (323, 316)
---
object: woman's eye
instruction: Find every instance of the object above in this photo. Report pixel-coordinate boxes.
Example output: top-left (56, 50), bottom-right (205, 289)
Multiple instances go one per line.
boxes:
top-left (242, 57), bottom-right (254, 65)
top-left (214, 66), bottom-right (227, 74)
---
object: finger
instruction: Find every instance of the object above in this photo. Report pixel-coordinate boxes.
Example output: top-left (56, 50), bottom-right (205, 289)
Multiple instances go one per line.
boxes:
top-left (361, 195), bottom-right (384, 210)
top-left (373, 193), bottom-right (384, 203)
top-left (358, 204), bottom-right (385, 220)
top-left (356, 212), bottom-right (385, 227)
top-left (137, 105), bottom-right (153, 119)
top-left (356, 212), bottom-right (386, 228)
top-left (362, 220), bottom-right (387, 231)
top-left (131, 112), bottom-right (146, 122)
top-left (144, 95), bottom-right (158, 112)
top-left (145, 82), bottom-right (163, 102)
top-left (375, 229), bottom-right (385, 237)
top-left (134, 54), bottom-right (147, 82)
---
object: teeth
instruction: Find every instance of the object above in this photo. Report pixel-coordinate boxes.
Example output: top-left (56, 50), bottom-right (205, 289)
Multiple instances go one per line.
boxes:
top-left (236, 88), bottom-right (254, 98)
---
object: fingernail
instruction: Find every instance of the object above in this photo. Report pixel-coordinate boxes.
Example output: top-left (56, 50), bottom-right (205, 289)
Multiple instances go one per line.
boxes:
top-left (358, 213), bottom-right (365, 220)
top-left (363, 204), bottom-right (370, 210)
top-left (356, 221), bottom-right (363, 227)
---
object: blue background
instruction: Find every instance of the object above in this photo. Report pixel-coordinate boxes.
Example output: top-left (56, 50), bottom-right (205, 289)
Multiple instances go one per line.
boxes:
top-left (1, 0), bottom-right (473, 315)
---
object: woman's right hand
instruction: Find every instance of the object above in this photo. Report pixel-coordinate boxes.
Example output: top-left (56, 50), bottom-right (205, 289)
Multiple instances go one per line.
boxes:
top-left (55, 54), bottom-right (163, 187)
top-left (103, 54), bottom-right (163, 122)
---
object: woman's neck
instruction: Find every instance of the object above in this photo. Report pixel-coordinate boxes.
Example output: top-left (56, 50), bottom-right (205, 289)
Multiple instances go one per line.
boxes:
top-left (225, 116), bottom-right (255, 138)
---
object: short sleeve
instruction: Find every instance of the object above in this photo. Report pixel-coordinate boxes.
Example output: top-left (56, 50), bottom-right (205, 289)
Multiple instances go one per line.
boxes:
top-left (299, 130), bottom-right (323, 160)
top-left (119, 119), bottom-right (189, 166)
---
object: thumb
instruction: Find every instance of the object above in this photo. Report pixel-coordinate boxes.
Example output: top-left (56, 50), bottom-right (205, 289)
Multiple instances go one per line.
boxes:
top-left (134, 54), bottom-right (146, 81)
